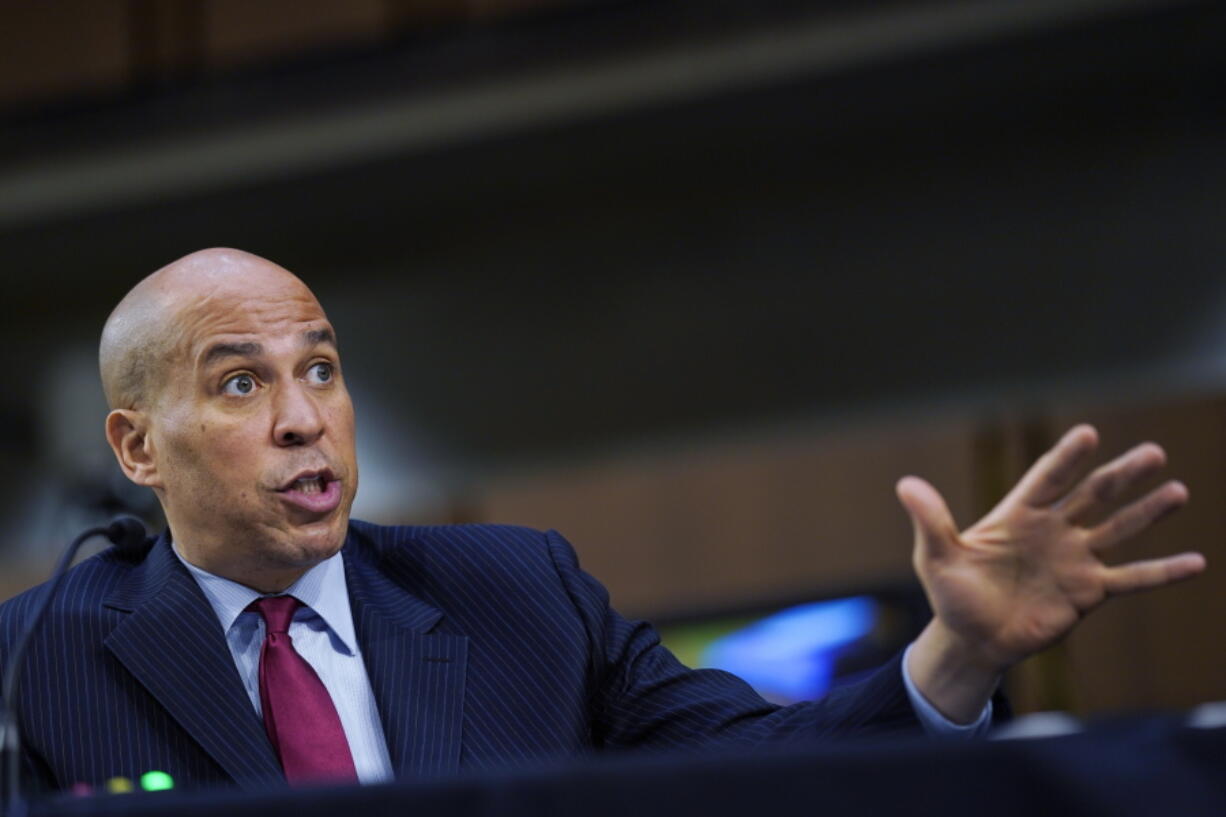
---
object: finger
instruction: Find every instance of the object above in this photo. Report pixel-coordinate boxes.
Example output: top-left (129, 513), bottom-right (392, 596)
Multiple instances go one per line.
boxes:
top-left (1059, 442), bottom-right (1167, 523)
top-left (896, 476), bottom-right (960, 560)
top-left (1101, 552), bottom-right (1207, 596)
top-left (1086, 480), bottom-right (1188, 551)
top-left (1008, 424), bottom-right (1099, 508)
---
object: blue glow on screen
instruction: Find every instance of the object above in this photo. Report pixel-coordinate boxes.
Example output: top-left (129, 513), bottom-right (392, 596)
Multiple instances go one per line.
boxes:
top-left (700, 596), bottom-right (878, 702)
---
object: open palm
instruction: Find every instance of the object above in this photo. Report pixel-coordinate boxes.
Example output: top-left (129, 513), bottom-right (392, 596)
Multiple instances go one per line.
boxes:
top-left (898, 425), bottom-right (1205, 673)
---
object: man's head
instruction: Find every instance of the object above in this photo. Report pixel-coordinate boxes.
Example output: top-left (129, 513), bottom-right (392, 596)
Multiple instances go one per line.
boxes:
top-left (100, 248), bottom-right (358, 592)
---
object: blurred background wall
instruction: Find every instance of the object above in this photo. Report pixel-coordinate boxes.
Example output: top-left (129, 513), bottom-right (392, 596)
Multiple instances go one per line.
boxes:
top-left (1, 0), bottom-right (1225, 716)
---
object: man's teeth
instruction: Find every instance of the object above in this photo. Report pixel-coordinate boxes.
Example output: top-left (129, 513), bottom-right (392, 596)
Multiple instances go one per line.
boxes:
top-left (292, 476), bottom-right (325, 494)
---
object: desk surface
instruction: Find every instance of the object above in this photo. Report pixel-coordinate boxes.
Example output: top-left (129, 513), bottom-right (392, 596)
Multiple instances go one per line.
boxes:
top-left (33, 715), bottom-right (1226, 817)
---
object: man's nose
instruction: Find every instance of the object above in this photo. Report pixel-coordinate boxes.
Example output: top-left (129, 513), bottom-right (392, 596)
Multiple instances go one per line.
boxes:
top-left (272, 382), bottom-right (325, 446)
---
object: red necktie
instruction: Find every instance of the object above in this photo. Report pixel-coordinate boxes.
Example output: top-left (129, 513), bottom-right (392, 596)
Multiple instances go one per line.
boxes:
top-left (249, 595), bottom-right (358, 784)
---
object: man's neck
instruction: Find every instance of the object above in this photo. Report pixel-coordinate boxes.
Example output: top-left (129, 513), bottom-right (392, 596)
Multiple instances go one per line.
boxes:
top-left (171, 540), bottom-right (311, 594)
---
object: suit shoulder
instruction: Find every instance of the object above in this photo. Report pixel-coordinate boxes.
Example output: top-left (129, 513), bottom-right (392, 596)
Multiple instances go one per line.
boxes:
top-left (349, 519), bottom-right (550, 554)
top-left (347, 519), bottom-right (569, 583)
top-left (0, 546), bottom-right (139, 641)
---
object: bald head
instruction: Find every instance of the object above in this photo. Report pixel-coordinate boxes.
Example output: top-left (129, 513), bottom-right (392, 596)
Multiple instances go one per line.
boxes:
top-left (100, 247), bottom-right (357, 591)
top-left (99, 248), bottom-right (317, 410)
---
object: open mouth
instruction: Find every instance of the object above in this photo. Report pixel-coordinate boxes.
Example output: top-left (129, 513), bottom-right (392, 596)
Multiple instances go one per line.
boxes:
top-left (276, 468), bottom-right (342, 514)
top-left (284, 474), bottom-right (329, 494)
top-left (279, 468), bottom-right (336, 493)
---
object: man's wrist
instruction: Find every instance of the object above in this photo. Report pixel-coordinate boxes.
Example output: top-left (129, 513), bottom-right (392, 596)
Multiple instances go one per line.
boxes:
top-left (906, 619), bottom-right (1004, 725)
top-left (902, 643), bottom-right (993, 735)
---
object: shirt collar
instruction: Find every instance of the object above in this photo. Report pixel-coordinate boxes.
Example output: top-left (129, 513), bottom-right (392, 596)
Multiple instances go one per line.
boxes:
top-left (172, 542), bottom-right (358, 656)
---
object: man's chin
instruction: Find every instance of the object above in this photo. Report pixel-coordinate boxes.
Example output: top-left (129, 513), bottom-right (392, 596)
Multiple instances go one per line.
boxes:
top-left (287, 513), bottom-right (349, 558)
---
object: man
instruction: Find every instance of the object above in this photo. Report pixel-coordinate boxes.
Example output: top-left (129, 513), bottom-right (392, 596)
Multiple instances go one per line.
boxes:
top-left (0, 249), bottom-right (1206, 792)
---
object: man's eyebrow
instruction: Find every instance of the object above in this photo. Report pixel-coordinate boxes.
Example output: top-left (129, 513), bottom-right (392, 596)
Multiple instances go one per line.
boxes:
top-left (304, 328), bottom-right (336, 348)
top-left (202, 341), bottom-right (262, 366)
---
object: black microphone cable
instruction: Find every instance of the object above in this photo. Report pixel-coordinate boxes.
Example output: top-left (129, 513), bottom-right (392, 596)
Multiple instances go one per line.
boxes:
top-left (1, 516), bottom-right (146, 817)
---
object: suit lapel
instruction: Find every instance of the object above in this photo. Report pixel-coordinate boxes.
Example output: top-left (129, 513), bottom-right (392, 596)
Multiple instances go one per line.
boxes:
top-left (344, 542), bottom-right (467, 780)
top-left (103, 534), bottom-right (283, 786)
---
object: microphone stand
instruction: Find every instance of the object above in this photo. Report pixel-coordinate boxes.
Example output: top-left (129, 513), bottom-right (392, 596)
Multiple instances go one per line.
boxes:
top-left (1, 518), bottom-right (145, 817)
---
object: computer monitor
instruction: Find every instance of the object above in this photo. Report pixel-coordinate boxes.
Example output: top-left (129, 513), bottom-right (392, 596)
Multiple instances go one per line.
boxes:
top-left (655, 584), bottom-right (930, 704)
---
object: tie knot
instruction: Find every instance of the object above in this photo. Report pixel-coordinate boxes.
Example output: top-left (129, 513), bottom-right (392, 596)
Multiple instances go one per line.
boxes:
top-left (249, 595), bottom-right (301, 634)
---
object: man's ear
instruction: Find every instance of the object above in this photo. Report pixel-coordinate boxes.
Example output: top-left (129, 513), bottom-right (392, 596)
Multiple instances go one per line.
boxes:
top-left (105, 409), bottom-right (161, 488)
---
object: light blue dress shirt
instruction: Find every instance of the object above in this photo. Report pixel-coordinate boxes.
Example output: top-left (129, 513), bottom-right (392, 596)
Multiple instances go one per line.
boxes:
top-left (173, 546), bottom-right (394, 784)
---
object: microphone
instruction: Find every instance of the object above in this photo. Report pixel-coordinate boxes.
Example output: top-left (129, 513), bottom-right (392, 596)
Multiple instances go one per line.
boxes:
top-left (104, 516), bottom-right (148, 553)
top-left (1, 516), bottom-right (147, 816)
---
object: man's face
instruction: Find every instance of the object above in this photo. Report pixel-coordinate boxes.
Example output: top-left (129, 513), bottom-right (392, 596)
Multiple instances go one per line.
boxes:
top-left (145, 274), bottom-right (358, 586)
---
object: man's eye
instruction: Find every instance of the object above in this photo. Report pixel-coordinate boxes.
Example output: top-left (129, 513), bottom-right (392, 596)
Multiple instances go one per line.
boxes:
top-left (308, 363), bottom-right (333, 384)
top-left (222, 374), bottom-right (256, 396)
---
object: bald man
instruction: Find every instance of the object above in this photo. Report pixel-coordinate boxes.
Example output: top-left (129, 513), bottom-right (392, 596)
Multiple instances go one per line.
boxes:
top-left (0, 249), bottom-right (1205, 794)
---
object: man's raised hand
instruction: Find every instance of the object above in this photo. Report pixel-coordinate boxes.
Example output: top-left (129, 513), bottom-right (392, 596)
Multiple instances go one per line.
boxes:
top-left (896, 424), bottom-right (1206, 723)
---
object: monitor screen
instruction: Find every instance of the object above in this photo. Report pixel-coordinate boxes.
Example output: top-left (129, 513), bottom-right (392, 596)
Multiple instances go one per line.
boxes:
top-left (655, 586), bottom-right (929, 704)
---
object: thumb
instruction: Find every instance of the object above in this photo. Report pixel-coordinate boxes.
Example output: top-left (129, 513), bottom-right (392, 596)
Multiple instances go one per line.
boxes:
top-left (896, 476), bottom-right (960, 560)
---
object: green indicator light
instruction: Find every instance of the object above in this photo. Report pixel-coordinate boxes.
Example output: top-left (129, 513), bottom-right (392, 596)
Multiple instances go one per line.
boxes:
top-left (139, 771), bottom-right (175, 792)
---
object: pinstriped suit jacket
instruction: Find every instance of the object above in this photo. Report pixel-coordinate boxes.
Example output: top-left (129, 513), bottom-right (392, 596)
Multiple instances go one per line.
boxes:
top-left (0, 521), bottom-right (921, 791)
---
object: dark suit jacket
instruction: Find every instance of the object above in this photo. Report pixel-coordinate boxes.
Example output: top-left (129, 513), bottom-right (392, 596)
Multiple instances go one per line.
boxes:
top-left (0, 521), bottom-right (922, 791)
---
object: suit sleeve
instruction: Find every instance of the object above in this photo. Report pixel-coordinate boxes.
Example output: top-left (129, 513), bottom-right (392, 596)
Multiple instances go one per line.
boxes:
top-left (542, 529), bottom-right (925, 751)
